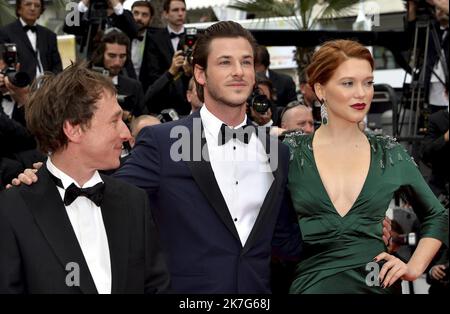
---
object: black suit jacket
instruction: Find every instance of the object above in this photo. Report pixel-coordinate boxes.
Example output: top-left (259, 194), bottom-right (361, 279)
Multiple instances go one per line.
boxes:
top-left (0, 165), bottom-right (170, 294)
top-left (422, 109), bottom-right (449, 196)
top-left (268, 70), bottom-right (297, 107)
top-left (116, 75), bottom-right (145, 116)
top-left (0, 20), bottom-right (62, 82)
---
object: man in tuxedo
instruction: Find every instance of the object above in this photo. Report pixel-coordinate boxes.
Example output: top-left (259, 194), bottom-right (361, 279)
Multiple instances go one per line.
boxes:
top-left (0, 63), bottom-right (170, 294)
top-left (142, 0), bottom-right (191, 115)
top-left (255, 45), bottom-right (297, 108)
top-left (125, 0), bottom-right (155, 85)
top-left (115, 21), bottom-right (302, 293)
top-left (0, 0), bottom-right (62, 83)
top-left (90, 30), bottom-right (145, 120)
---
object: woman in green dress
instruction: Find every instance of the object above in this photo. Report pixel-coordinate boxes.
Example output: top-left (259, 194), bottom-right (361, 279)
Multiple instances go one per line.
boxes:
top-left (284, 40), bottom-right (448, 294)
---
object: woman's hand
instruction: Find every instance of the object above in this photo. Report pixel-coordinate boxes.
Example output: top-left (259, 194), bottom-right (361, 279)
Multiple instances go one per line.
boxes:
top-left (374, 252), bottom-right (420, 288)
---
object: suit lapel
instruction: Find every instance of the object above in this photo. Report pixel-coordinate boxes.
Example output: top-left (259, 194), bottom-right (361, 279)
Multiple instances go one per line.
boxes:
top-left (21, 165), bottom-right (97, 294)
top-left (183, 112), bottom-right (241, 243)
top-left (161, 29), bottom-right (175, 64)
top-left (13, 20), bottom-right (35, 56)
top-left (98, 175), bottom-right (129, 294)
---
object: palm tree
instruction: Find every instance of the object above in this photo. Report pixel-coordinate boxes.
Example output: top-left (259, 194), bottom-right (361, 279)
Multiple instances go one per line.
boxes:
top-left (0, 1), bottom-right (15, 27)
top-left (229, 0), bottom-right (360, 82)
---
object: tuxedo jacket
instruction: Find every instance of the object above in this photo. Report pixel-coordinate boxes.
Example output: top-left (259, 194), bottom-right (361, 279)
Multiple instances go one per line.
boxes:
top-left (114, 111), bottom-right (302, 293)
top-left (422, 109), bottom-right (449, 196)
top-left (0, 20), bottom-right (62, 82)
top-left (268, 70), bottom-right (297, 108)
top-left (0, 165), bottom-right (170, 294)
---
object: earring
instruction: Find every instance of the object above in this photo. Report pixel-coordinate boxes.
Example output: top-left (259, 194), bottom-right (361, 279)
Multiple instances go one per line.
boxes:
top-left (320, 99), bottom-right (328, 126)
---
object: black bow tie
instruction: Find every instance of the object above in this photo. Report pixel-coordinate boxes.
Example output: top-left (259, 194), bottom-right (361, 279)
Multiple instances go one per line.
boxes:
top-left (169, 32), bottom-right (184, 39)
top-left (1, 94), bottom-right (13, 102)
top-left (136, 35), bottom-right (144, 41)
top-left (64, 182), bottom-right (105, 207)
top-left (48, 170), bottom-right (105, 207)
top-left (218, 123), bottom-right (255, 146)
top-left (23, 25), bottom-right (37, 33)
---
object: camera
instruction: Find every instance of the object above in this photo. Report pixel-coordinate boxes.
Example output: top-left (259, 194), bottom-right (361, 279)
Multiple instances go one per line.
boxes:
top-left (181, 27), bottom-right (197, 61)
top-left (404, 0), bottom-right (435, 16)
top-left (248, 88), bottom-right (272, 114)
top-left (0, 43), bottom-right (31, 88)
top-left (87, 0), bottom-right (109, 23)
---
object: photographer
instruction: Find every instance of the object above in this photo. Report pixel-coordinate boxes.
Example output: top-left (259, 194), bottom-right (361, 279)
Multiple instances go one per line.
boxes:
top-left (90, 30), bottom-right (145, 122)
top-left (406, 0), bottom-right (449, 113)
top-left (248, 74), bottom-right (277, 128)
top-left (0, 0), bottom-right (62, 83)
top-left (64, 0), bottom-right (138, 55)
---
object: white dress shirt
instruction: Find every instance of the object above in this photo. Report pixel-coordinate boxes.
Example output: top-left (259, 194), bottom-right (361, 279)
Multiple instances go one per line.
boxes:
top-left (167, 25), bottom-right (185, 53)
top-left (46, 158), bottom-right (112, 294)
top-left (200, 106), bottom-right (274, 246)
top-left (19, 18), bottom-right (43, 78)
top-left (131, 29), bottom-right (146, 78)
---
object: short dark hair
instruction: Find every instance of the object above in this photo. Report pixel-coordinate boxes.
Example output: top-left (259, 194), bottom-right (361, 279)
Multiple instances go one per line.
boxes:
top-left (255, 73), bottom-right (275, 100)
top-left (163, 0), bottom-right (186, 12)
top-left (16, 0), bottom-right (45, 18)
top-left (25, 62), bottom-right (116, 154)
top-left (255, 45), bottom-right (270, 68)
top-left (90, 29), bottom-right (130, 67)
top-left (192, 21), bottom-right (257, 102)
top-left (132, 0), bottom-right (155, 17)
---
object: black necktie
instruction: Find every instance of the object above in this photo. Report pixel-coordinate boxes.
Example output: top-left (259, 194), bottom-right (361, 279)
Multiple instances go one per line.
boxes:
top-left (169, 32), bottom-right (184, 39)
top-left (48, 170), bottom-right (105, 207)
top-left (23, 25), bottom-right (37, 33)
top-left (218, 123), bottom-right (255, 146)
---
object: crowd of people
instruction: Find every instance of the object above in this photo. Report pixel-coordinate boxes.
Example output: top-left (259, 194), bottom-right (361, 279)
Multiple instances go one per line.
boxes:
top-left (0, 0), bottom-right (448, 294)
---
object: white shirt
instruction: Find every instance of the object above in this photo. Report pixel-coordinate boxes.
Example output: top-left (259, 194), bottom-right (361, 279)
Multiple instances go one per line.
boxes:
top-left (167, 25), bottom-right (184, 53)
top-left (200, 106), bottom-right (274, 246)
top-left (19, 18), bottom-right (43, 79)
top-left (131, 29), bottom-right (146, 78)
top-left (1, 97), bottom-right (14, 118)
top-left (46, 158), bottom-right (112, 294)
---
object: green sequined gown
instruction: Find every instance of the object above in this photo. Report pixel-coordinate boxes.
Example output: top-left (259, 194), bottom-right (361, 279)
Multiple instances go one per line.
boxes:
top-left (284, 133), bottom-right (449, 294)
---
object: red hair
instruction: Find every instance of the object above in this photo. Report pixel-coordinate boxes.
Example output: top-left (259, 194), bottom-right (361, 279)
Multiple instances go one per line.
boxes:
top-left (306, 40), bottom-right (374, 89)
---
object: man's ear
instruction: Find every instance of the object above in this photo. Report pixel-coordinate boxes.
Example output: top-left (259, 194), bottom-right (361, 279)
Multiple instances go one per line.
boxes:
top-left (194, 64), bottom-right (206, 86)
top-left (63, 120), bottom-right (83, 144)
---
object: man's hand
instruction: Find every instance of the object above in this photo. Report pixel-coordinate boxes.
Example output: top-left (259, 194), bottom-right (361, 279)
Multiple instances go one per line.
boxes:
top-left (6, 162), bottom-right (43, 189)
top-left (430, 264), bottom-right (447, 280)
top-left (444, 130), bottom-right (449, 142)
top-left (168, 51), bottom-right (185, 77)
top-left (382, 216), bottom-right (392, 246)
top-left (428, 0), bottom-right (449, 14)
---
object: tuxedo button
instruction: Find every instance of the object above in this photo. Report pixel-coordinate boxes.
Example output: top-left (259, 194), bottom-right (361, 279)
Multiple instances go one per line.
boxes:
top-left (235, 181), bottom-right (238, 185)
top-left (233, 146), bottom-right (236, 150)
top-left (234, 218), bottom-right (238, 222)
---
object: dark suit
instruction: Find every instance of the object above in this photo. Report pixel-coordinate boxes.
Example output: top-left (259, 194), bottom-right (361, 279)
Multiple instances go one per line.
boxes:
top-left (0, 20), bottom-right (62, 82)
top-left (422, 109), bottom-right (449, 197)
top-left (116, 75), bottom-right (145, 117)
top-left (268, 70), bottom-right (297, 107)
top-left (142, 28), bottom-right (190, 115)
top-left (114, 111), bottom-right (301, 293)
top-left (0, 165), bottom-right (170, 294)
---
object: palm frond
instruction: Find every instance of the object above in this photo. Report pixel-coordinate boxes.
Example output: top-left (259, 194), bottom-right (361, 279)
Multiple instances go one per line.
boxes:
top-left (320, 0), bottom-right (360, 20)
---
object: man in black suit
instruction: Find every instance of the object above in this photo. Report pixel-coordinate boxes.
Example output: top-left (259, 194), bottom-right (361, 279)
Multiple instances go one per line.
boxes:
top-left (255, 45), bottom-right (297, 108)
top-left (142, 0), bottom-right (191, 115)
top-left (90, 30), bottom-right (145, 119)
top-left (125, 1), bottom-right (155, 86)
top-left (0, 63), bottom-right (170, 294)
top-left (0, 0), bottom-right (62, 83)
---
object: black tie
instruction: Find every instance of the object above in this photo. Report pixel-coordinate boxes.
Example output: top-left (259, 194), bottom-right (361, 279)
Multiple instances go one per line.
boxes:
top-left (23, 25), bottom-right (37, 33)
top-left (218, 123), bottom-right (255, 146)
top-left (169, 32), bottom-right (184, 39)
top-left (48, 170), bottom-right (105, 207)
